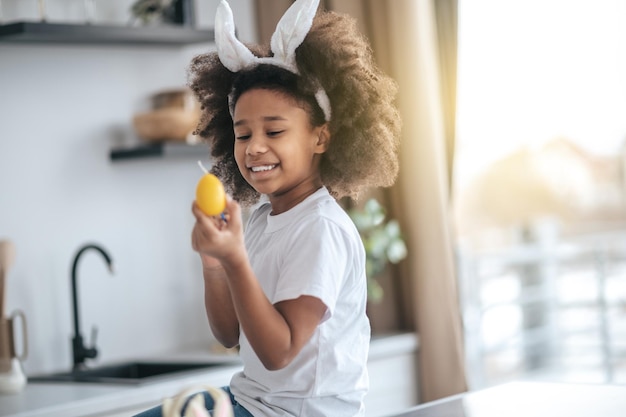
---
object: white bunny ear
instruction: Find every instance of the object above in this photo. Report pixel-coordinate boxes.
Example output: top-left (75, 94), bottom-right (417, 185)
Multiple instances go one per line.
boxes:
top-left (212, 0), bottom-right (331, 122)
top-left (215, 0), bottom-right (257, 72)
top-left (270, 0), bottom-right (320, 72)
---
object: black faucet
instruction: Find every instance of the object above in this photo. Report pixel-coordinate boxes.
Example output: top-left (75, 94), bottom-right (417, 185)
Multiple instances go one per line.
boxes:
top-left (70, 243), bottom-right (114, 371)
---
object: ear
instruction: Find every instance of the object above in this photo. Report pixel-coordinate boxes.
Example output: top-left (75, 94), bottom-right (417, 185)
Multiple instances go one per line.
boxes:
top-left (314, 124), bottom-right (331, 154)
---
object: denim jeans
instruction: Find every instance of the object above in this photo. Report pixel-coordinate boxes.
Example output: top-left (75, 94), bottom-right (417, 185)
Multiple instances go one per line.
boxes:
top-left (132, 386), bottom-right (253, 417)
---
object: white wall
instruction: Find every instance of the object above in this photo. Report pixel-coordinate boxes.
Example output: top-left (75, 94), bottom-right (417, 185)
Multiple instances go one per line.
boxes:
top-left (0, 0), bottom-right (256, 375)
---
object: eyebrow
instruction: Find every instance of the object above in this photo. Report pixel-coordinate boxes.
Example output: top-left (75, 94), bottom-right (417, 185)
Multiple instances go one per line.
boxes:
top-left (233, 116), bottom-right (288, 127)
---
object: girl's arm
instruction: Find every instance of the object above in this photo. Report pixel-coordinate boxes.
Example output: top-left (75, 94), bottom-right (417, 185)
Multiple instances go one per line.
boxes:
top-left (191, 199), bottom-right (326, 370)
top-left (221, 255), bottom-right (327, 370)
top-left (192, 210), bottom-right (240, 348)
top-left (200, 257), bottom-right (240, 348)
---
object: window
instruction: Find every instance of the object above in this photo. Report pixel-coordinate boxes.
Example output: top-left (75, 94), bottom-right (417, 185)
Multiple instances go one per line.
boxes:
top-left (454, 0), bottom-right (626, 389)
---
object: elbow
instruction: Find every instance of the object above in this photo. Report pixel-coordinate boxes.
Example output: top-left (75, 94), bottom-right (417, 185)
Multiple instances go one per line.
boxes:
top-left (220, 338), bottom-right (240, 350)
top-left (260, 353), bottom-right (292, 371)
top-left (211, 327), bottom-right (240, 349)
top-left (262, 360), bottom-right (288, 371)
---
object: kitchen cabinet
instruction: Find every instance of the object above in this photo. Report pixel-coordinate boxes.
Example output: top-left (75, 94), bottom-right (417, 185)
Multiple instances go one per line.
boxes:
top-left (366, 333), bottom-right (420, 417)
top-left (0, 22), bottom-right (213, 46)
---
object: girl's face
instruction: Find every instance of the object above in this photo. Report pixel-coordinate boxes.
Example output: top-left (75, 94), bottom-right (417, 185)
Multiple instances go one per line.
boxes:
top-left (233, 88), bottom-right (329, 214)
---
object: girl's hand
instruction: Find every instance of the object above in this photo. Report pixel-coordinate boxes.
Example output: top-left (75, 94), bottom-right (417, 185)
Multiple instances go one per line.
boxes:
top-left (191, 196), bottom-right (245, 266)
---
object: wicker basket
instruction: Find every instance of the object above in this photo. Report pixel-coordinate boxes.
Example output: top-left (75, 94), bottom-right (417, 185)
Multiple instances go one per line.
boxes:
top-left (132, 107), bottom-right (200, 143)
top-left (133, 87), bottom-right (201, 143)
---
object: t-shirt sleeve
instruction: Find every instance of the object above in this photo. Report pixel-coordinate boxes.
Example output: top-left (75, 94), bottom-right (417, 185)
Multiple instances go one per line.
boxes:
top-left (273, 217), bottom-right (352, 322)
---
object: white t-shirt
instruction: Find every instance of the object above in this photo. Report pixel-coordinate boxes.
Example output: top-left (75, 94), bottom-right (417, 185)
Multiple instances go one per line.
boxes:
top-left (230, 187), bottom-right (370, 417)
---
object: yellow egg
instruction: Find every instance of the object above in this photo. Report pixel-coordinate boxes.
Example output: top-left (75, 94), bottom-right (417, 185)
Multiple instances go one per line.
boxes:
top-left (196, 173), bottom-right (226, 216)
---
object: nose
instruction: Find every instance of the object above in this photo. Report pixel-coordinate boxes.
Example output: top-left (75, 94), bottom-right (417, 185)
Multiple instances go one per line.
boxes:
top-left (245, 134), bottom-right (268, 156)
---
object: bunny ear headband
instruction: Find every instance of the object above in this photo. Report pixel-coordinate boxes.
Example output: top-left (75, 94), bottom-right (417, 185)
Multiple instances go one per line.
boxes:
top-left (215, 0), bottom-right (332, 121)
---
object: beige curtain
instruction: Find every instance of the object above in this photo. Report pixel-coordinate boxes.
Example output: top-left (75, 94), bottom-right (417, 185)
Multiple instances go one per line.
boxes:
top-left (253, 0), bottom-right (294, 44)
top-left (433, 0), bottom-right (458, 187)
top-left (384, 0), bottom-right (467, 401)
top-left (253, 0), bottom-right (467, 403)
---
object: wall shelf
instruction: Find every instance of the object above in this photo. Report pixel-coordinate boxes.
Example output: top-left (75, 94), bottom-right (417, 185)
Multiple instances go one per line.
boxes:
top-left (110, 142), bottom-right (209, 161)
top-left (0, 21), bottom-right (213, 46)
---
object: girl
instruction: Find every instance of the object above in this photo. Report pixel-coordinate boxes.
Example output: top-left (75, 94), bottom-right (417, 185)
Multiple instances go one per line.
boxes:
top-left (136, 0), bottom-right (400, 415)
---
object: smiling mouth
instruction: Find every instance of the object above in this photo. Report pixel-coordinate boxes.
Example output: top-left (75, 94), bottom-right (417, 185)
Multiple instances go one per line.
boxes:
top-left (250, 164), bottom-right (277, 172)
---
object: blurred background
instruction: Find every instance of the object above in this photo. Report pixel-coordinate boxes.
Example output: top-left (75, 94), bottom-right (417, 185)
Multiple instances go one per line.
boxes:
top-left (1, 0), bottom-right (625, 410)
top-left (454, 0), bottom-right (626, 390)
top-left (0, 0), bottom-right (256, 376)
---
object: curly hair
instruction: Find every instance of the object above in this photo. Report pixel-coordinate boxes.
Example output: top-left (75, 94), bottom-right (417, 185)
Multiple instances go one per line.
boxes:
top-left (187, 9), bottom-right (401, 206)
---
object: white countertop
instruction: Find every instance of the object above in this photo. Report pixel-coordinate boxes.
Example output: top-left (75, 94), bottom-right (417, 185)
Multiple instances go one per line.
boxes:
top-left (0, 333), bottom-right (419, 417)
top-left (0, 350), bottom-right (243, 417)
top-left (389, 381), bottom-right (626, 417)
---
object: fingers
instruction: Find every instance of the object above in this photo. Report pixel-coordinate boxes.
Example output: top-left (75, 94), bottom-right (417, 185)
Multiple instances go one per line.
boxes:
top-left (191, 221), bottom-right (206, 252)
top-left (191, 195), bottom-right (242, 259)
top-left (192, 202), bottom-right (218, 252)
top-left (191, 227), bottom-right (200, 252)
top-left (224, 195), bottom-right (241, 226)
top-left (191, 201), bottom-right (210, 222)
top-left (192, 197), bottom-right (239, 228)
top-left (191, 217), bottom-right (212, 245)
top-left (191, 198), bottom-right (231, 254)
top-left (191, 201), bottom-right (220, 229)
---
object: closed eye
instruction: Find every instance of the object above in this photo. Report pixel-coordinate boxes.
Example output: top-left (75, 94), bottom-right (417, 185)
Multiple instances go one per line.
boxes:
top-left (236, 134), bottom-right (251, 140)
top-left (267, 130), bottom-right (284, 137)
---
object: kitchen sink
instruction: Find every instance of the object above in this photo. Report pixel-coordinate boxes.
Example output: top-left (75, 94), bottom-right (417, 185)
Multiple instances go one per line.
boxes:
top-left (28, 360), bottom-right (228, 385)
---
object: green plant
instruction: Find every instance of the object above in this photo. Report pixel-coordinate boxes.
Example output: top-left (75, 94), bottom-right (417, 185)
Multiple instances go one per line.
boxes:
top-left (348, 198), bottom-right (408, 303)
top-left (130, 0), bottom-right (173, 25)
